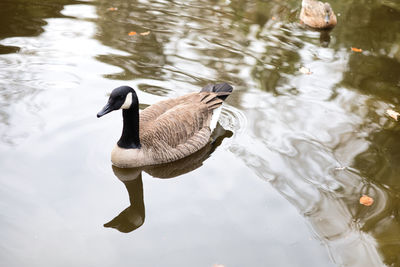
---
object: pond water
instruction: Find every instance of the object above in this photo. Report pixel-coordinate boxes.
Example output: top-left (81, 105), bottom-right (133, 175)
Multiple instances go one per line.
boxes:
top-left (1, 0), bottom-right (400, 266)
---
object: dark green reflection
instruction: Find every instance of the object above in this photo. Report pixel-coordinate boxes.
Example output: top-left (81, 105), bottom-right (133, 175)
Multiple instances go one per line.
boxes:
top-left (0, 0), bottom-right (78, 54)
top-left (93, 0), bottom-right (304, 91)
top-left (334, 0), bottom-right (400, 104)
top-left (333, 3), bottom-right (400, 262)
top-left (352, 123), bottom-right (400, 266)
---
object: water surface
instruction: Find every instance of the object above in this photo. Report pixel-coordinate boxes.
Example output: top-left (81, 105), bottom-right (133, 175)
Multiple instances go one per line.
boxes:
top-left (1, 0), bottom-right (400, 266)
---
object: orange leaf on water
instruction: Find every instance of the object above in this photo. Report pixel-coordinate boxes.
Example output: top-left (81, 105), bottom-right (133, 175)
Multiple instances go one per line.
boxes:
top-left (351, 47), bottom-right (363, 53)
top-left (360, 195), bottom-right (374, 206)
top-left (140, 31), bottom-right (151, 36)
top-left (107, 7), bottom-right (118, 11)
top-left (128, 31), bottom-right (137, 36)
top-left (271, 16), bottom-right (277, 20)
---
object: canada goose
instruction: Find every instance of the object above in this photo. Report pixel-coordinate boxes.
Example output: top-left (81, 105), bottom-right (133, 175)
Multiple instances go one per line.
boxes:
top-left (300, 0), bottom-right (337, 29)
top-left (97, 83), bottom-right (233, 168)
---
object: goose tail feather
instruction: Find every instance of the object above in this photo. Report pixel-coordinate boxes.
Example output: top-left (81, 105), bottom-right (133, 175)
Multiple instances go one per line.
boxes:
top-left (201, 83), bottom-right (233, 101)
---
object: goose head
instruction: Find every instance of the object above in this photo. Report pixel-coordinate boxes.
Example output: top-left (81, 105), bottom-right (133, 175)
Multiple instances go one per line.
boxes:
top-left (97, 86), bottom-right (141, 149)
top-left (97, 86), bottom-right (138, 118)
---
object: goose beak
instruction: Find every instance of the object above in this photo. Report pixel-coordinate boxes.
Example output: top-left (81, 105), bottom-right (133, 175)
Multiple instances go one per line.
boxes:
top-left (97, 102), bottom-right (113, 118)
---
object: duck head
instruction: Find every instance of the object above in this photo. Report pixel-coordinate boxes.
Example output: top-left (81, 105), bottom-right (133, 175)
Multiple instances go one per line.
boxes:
top-left (97, 86), bottom-right (138, 118)
top-left (323, 3), bottom-right (333, 25)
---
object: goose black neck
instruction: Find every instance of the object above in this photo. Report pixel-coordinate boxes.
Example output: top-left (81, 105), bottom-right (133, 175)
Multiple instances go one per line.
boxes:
top-left (118, 106), bottom-right (141, 149)
top-left (125, 175), bottom-right (144, 210)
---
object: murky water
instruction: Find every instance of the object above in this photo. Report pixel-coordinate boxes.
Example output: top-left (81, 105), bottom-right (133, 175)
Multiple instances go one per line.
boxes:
top-left (1, 0), bottom-right (400, 266)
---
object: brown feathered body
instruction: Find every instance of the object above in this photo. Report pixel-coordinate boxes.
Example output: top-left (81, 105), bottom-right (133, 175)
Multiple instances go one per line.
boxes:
top-left (111, 92), bottom-right (225, 168)
top-left (300, 0), bottom-right (337, 29)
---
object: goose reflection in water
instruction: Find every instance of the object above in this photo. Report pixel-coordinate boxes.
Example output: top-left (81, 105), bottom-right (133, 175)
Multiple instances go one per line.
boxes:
top-left (104, 123), bottom-right (233, 233)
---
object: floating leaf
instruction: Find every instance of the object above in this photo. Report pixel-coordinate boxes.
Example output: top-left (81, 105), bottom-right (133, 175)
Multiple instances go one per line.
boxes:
top-left (271, 16), bottom-right (277, 20)
top-left (386, 109), bottom-right (399, 121)
top-left (299, 66), bottom-right (312, 75)
top-left (128, 31), bottom-right (137, 36)
top-left (335, 166), bottom-right (347, 170)
top-left (107, 7), bottom-right (118, 11)
top-left (360, 195), bottom-right (374, 206)
top-left (140, 31), bottom-right (151, 36)
top-left (351, 47), bottom-right (363, 53)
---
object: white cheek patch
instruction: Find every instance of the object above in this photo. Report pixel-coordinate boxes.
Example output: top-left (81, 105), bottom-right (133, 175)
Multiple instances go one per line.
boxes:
top-left (121, 92), bottom-right (132, 109)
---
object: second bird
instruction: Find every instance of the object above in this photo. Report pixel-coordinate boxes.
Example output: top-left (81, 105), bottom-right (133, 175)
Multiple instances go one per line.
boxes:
top-left (300, 0), bottom-right (337, 29)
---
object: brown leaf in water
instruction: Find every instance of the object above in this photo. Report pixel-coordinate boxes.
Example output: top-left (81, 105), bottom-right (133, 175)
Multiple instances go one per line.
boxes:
top-left (360, 195), bottom-right (374, 206)
top-left (128, 31), bottom-right (137, 36)
top-left (140, 31), bottom-right (151, 36)
top-left (271, 16), bottom-right (277, 20)
top-left (386, 109), bottom-right (399, 121)
top-left (107, 7), bottom-right (118, 11)
top-left (299, 66), bottom-right (312, 75)
top-left (351, 47), bottom-right (363, 53)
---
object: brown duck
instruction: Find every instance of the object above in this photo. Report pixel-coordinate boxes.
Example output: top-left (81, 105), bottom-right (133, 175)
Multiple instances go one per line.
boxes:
top-left (300, 0), bottom-right (337, 29)
top-left (97, 83), bottom-right (233, 168)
